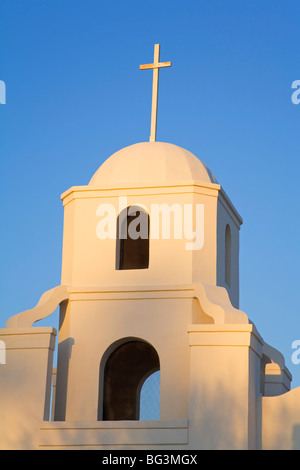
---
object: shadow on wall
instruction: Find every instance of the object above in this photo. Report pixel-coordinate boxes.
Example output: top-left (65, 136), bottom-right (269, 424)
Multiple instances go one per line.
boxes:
top-left (293, 426), bottom-right (300, 450)
top-left (54, 337), bottom-right (74, 421)
top-left (189, 378), bottom-right (260, 450)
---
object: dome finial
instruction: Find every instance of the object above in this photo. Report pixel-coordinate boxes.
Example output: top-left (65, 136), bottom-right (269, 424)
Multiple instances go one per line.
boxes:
top-left (140, 44), bottom-right (172, 142)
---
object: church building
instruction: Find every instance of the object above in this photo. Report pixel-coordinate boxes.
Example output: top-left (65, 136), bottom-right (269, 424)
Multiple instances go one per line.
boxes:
top-left (0, 45), bottom-right (300, 450)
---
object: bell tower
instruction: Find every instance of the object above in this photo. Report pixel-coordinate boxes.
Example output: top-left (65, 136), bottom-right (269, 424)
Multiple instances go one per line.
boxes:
top-left (53, 140), bottom-right (247, 426)
top-left (0, 44), bottom-right (294, 451)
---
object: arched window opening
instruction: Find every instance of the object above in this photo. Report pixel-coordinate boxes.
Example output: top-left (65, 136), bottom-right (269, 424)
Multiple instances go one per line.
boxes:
top-left (116, 206), bottom-right (149, 270)
top-left (225, 224), bottom-right (231, 287)
top-left (100, 339), bottom-right (160, 421)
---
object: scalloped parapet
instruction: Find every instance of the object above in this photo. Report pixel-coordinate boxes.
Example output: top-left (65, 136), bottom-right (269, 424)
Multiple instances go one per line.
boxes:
top-left (5, 286), bottom-right (70, 329)
top-left (4, 281), bottom-right (248, 330)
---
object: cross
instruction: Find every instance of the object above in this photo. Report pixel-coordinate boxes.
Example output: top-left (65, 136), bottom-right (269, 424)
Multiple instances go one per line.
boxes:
top-left (140, 44), bottom-right (171, 142)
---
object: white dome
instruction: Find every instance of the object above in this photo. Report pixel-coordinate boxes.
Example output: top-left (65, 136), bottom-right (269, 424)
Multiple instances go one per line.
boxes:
top-left (89, 142), bottom-right (218, 187)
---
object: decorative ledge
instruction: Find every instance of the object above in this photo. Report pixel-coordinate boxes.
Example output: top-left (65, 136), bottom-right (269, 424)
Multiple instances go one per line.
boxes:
top-left (39, 419), bottom-right (189, 449)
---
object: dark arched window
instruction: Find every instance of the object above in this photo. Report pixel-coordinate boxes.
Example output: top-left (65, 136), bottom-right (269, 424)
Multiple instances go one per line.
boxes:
top-left (99, 339), bottom-right (160, 421)
top-left (225, 224), bottom-right (231, 287)
top-left (116, 206), bottom-right (149, 270)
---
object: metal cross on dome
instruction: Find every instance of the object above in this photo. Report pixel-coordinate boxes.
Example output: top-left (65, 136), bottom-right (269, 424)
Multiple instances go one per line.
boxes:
top-left (140, 44), bottom-right (172, 143)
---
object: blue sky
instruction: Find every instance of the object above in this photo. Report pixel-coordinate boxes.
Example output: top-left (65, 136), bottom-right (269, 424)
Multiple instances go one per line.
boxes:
top-left (0, 0), bottom-right (300, 390)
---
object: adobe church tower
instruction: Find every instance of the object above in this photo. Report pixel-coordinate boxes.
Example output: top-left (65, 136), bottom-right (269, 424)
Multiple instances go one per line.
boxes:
top-left (55, 139), bottom-right (245, 426)
top-left (0, 45), bottom-right (298, 450)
